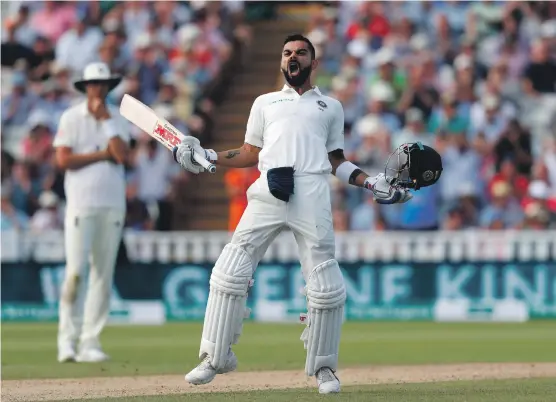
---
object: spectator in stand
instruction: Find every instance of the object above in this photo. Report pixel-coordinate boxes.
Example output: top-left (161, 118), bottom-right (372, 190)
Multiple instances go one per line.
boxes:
top-left (389, 182), bottom-right (441, 231)
top-left (129, 33), bottom-right (167, 105)
top-left (128, 136), bottom-right (184, 231)
top-left (20, 109), bottom-right (54, 167)
top-left (224, 166), bottom-right (260, 232)
top-left (480, 181), bottom-right (524, 229)
top-left (366, 80), bottom-right (401, 134)
top-left (366, 47), bottom-right (407, 103)
top-left (29, 1), bottom-right (76, 44)
top-left (29, 190), bottom-right (63, 232)
top-left (493, 119), bottom-right (533, 176)
top-left (392, 108), bottom-right (434, 149)
top-left (8, 161), bottom-right (42, 217)
top-left (520, 202), bottom-right (552, 230)
top-left (488, 157), bottom-right (530, 201)
top-left (397, 62), bottom-right (439, 122)
top-left (0, 183), bottom-right (29, 231)
top-left (2, 4), bottom-right (38, 49)
top-left (2, 72), bottom-right (38, 129)
top-left (469, 94), bottom-right (511, 151)
top-left (523, 39), bottom-right (556, 94)
top-left (333, 208), bottom-right (350, 232)
top-left (522, 180), bottom-right (556, 219)
top-left (441, 202), bottom-right (466, 231)
top-left (351, 114), bottom-right (391, 177)
top-left (428, 93), bottom-right (469, 137)
top-left (55, 10), bottom-right (103, 74)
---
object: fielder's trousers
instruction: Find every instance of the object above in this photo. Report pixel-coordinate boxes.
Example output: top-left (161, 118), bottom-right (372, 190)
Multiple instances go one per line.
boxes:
top-left (231, 173), bottom-right (335, 280)
top-left (58, 207), bottom-right (125, 350)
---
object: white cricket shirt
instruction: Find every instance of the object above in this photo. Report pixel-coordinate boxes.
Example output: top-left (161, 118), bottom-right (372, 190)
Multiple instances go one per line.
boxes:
top-left (53, 102), bottom-right (130, 212)
top-left (245, 85), bottom-right (345, 175)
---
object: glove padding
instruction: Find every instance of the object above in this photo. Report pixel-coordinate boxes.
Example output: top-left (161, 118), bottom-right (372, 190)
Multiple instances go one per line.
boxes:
top-left (172, 136), bottom-right (215, 174)
top-left (364, 173), bottom-right (413, 205)
top-left (172, 145), bottom-right (205, 174)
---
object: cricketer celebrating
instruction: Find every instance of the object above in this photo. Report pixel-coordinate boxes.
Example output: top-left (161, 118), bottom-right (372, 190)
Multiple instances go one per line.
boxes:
top-left (173, 34), bottom-right (429, 393)
top-left (54, 62), bottom-right (130, 363)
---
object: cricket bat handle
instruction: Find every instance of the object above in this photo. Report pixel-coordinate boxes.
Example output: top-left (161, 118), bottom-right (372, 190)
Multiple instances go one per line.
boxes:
top-left (194, 153), bottom-right (216, 173)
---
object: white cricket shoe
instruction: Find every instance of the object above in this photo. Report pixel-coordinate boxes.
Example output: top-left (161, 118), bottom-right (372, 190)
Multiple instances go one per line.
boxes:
top-left (57, 344), bottom-right (76, 363)
top-left (316, 367), bottom-right (341, 394)
top-left (75, 348), bottom-right (110, 363)
top-left (185, 350), bottom-right (238, 385)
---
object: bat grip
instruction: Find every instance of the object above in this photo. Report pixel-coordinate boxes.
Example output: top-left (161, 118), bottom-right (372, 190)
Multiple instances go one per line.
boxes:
top-left (194, 152), bottom-right (216, 173)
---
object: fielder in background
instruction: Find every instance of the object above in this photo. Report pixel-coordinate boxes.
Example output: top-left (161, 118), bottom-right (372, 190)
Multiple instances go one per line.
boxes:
top-left (173, 34), bottom-right (418, 394)
top-left (53, 62), bottom-right (130, 363)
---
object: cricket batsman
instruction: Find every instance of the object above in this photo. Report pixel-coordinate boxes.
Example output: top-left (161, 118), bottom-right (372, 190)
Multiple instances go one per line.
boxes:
top-left (54, 62), bottom-right (130, 363)
top-left (173, 34), bottom-right (442, 393)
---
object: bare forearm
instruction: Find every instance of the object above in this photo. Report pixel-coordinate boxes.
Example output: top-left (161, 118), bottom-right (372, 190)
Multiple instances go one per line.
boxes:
top-left (58, 151), bottom-right (108, 170)
top-left (108, 137), bottom-right (128, 164)
top-left (215, 143), bottom-right (260, 168)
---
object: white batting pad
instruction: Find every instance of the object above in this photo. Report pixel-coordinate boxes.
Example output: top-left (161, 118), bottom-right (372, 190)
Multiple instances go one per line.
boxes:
top-left (301, 259), bottom-right (346, 376)
top-left (200, 243), bottom-right (253, 369)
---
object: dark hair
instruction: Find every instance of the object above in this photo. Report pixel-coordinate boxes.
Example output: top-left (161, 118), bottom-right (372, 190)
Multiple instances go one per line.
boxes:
top-left (283, 34), bottom-right (315, 60)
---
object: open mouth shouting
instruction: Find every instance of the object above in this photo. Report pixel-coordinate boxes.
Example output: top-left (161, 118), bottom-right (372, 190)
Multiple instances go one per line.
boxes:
top-left (288, 61), bottom-right (300, 77)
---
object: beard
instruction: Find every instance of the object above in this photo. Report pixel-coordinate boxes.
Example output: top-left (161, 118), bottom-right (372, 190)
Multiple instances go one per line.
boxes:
top-left (282, 60), bottom-right (311, 87)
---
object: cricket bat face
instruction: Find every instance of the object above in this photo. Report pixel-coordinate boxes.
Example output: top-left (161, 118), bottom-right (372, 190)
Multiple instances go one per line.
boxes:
top-left (119, 94), bottom-right (184, 151)
top-left (119, 94), bottom-right (216, 173)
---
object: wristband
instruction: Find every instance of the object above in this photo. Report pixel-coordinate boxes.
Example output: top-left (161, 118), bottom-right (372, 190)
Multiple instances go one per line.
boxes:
top-left (335, 161), bottom-right (363, 184)
top-left (101, 119), bottom-right (119, 140)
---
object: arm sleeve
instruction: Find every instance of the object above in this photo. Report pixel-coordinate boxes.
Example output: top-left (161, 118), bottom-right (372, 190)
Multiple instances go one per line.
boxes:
top-left (52, 112), bottom-right (74, 148)
top-left (326, 101), bottom-right (345, 152)
top-left (244, 96), bottom-right (264, 148)
top-left (115, 114), bottom-right (132, 143)
top-left (105, 107), bottom-right (131, 143)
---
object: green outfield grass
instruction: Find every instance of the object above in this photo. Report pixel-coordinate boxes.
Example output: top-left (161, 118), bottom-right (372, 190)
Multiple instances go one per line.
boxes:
top-left (49, 379), bottom-right (556, 402)
top-left (2, 321), bottom-right (556, 380)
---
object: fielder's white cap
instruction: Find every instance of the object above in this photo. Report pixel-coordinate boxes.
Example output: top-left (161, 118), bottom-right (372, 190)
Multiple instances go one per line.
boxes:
top-left (73, 62), bottom-right (122, 93)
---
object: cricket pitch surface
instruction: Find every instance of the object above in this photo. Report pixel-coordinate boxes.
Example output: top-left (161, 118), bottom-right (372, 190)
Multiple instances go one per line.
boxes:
top-left (3, 362), bottom-right (556, 401)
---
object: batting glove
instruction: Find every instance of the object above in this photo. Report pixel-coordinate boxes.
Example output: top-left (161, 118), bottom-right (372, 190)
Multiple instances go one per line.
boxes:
top-left (364, 173), bottom-right (413, 205)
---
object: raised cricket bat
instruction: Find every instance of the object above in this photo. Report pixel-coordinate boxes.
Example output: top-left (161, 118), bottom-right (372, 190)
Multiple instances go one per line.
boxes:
top-left (119, 94), bottom-right (216, 173)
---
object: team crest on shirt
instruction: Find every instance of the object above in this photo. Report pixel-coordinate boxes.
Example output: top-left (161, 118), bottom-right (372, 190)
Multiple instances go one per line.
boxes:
top-left (317, 100), bottom-right (327, 111)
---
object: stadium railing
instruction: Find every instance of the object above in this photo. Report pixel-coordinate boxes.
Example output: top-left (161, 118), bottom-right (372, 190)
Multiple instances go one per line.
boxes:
top-left (2, 229), bottom-right (554, 263)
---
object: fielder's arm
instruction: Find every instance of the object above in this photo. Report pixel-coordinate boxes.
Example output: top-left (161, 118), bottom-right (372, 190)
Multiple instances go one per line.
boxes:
top-left (55, 147), bottom-right (113, 171)
top-left (328, 149), bottom-right (370, 188)
top-left (107, 136), bottom-right (129, 165)
top-left (213, 143), bottom-right (261, 168)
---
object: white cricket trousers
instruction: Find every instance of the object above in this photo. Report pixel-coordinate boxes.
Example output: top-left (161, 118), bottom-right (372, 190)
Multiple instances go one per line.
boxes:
top-left (58, 207), bottom-right (125, 350)
top-left (231, 173), bottom-right (335, 278)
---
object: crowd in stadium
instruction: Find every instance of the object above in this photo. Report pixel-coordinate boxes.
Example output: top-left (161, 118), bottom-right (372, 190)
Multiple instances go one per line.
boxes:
top-left (1, 0), bottom-right (248, 232)
top-left (312, 1), bottom-right (556, 231)
top-left (1, 1), bottom-right (556, 233)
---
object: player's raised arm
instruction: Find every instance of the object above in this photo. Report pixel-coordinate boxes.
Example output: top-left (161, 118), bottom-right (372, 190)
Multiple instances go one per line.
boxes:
top-left (173, 95), bottom-right (264, 172)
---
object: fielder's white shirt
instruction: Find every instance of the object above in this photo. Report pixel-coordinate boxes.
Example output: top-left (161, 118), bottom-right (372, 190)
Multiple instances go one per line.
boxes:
top-left (245, 85), bottom-right (345, 175)
top-left (53, 102), bottom-right (130, 212)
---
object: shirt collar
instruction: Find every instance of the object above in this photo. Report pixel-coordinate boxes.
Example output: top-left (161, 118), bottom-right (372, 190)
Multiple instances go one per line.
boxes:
top-left (281, 84), bottom-right (322, 96)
